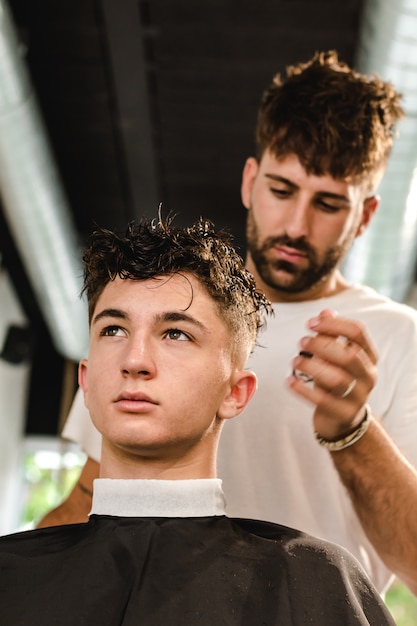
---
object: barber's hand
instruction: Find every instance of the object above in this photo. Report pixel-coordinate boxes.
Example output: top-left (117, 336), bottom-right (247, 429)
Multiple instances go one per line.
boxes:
top-left (286, 309), bottom-right (378, 441)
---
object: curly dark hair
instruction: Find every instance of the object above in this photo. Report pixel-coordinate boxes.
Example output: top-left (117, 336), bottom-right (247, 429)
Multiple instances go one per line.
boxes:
top-left (82, 213), bottom-right (271, 362)
top-left (256, 50), bottom-right (404, 192)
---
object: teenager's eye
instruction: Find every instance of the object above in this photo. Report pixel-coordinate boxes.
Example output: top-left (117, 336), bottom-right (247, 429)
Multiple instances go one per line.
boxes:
top-left (100, 325), bottom-right (125, 337)
top-left (165, 329), bottom-right (191, 342)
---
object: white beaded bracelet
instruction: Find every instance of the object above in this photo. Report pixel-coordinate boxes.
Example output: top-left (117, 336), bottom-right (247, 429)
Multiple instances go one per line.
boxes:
top-left (314, 405), bottom-right (371, 452)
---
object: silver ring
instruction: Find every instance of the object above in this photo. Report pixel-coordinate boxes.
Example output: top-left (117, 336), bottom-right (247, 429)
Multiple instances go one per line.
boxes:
top-left (292, 350), bottom-right (314, 383)
top-left (340, 378), bottom-right (357, 399)
top-left (292, 368), bottom-right (314, 383)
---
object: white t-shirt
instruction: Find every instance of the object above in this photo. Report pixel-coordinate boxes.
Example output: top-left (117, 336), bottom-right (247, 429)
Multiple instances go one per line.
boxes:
top-left (63, 284), bottom-right (417, 594)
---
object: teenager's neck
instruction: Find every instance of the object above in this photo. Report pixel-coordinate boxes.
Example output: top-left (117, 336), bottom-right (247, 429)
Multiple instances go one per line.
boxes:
top-left (99, 443), bottom-right (217, 481)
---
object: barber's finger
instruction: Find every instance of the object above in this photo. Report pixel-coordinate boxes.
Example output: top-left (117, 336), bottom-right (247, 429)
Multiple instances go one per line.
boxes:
top-left (286, 373), bottom-right (369, 439)
top-left (307, 310), bottom-right (378, 365)
top-left (291, 350), bottom-right (371, 399)
top-left (298, 333), bottom-right (376, 385)
top-left (287, 372), bottom-right (360, 414)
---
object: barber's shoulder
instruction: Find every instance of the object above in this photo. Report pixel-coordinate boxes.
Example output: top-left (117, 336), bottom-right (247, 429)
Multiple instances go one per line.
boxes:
top-left (345, 284), bottom-right (417, 338)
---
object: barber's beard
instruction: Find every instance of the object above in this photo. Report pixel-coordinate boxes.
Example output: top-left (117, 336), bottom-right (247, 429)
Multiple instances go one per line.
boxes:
top-left (246, 212), bottom-right (353, 294)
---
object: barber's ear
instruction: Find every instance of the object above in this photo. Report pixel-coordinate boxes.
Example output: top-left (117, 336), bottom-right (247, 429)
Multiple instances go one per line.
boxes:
top-left (241, 157), bottom-right (259, 209)
top-left (217, 370), bottom-right (257, 421)
top-left (78, 359), bottom-right (89, 407)
top-left (356, 195), bottom-right (379, 237)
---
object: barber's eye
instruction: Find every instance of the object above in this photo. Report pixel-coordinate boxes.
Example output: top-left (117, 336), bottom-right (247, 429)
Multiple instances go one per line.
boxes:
top-left (271, 187), bottom-right (291, 197)
top-left (317, 201), bottom-right (342, 213)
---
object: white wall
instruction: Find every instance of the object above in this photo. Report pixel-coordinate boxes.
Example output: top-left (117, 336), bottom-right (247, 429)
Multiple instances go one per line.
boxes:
top-left (0, 268), bottom-right (30, 535)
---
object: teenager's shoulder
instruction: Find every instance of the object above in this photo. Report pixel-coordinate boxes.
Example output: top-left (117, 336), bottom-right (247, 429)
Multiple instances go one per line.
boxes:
top-left (231, 516), bottom-right (358, 564)
top-left (0, 521), bottom-right (90, 555)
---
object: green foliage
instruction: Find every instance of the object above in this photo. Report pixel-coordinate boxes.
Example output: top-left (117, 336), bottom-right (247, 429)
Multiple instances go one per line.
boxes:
top-left (385, 579), bottom-right (417, 626)
top-left (20, 449), bottom-right (85, 528)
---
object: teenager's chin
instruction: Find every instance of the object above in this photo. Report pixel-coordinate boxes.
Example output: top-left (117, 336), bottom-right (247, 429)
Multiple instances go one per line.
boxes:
top-left (113, 434), bottom-right (187, 455)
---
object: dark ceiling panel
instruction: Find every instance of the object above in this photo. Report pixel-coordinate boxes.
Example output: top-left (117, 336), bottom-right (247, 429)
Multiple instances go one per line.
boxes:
top-left (9, 0), bottom-right (135, 237)
top-left (141, 0), bottom-right (363, 244)
top-left (8, 0), bottom-right (364, 245)
top-left (101, 0), bottom-right (160, 219)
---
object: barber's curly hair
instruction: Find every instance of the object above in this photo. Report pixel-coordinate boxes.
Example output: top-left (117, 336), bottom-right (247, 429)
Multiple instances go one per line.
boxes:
top-left (256, 50), bottom-right (404, 192)
top-left (82, 213), bottom-right (271, 360)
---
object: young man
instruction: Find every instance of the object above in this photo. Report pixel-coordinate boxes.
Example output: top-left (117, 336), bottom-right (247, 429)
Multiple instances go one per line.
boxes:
top-left (41, 51), bottom-right (417, 596)
top-left (0, 216), bottom-right (395, 625)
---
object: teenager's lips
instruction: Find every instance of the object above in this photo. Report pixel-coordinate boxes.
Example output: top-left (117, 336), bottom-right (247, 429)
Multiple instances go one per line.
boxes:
top-left (115, 391), bottom-right (159, 412)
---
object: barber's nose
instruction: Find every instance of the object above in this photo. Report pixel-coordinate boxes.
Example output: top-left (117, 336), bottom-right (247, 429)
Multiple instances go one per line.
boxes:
top-left (284, 201), bottom-right (310, 239)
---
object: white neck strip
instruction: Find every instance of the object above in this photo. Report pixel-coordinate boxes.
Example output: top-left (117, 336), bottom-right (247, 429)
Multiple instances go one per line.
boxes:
top-left (90, 478), bottom-right (226, 517)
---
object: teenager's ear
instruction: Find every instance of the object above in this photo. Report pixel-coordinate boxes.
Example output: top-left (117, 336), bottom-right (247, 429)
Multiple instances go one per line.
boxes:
top-left (217, 370), bottom-right (257, 421)
top-left (78, 359), bottom-right (89, 406)
top-left (356, 195), bottom-right (379, 237)
top-left (241, 157), bottom-right (259, 209)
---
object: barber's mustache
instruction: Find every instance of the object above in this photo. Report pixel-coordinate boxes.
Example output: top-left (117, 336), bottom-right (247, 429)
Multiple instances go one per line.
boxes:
top-left (263, 234), bottom-right (315, 257)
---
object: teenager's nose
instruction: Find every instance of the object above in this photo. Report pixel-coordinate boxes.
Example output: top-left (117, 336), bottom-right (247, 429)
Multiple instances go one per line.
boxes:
top-left (121, 336), bottom-right (156, 378)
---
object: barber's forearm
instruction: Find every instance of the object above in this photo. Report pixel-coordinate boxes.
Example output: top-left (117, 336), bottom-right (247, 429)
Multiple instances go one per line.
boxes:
top-left (331, 417), bottom-right (417, 596)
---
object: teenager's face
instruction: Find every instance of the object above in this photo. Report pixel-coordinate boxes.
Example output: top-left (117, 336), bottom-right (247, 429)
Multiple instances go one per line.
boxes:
top-left (79, 274), bottom-right (253, 463)
top-left (242, 152), bottom-right (376, 301)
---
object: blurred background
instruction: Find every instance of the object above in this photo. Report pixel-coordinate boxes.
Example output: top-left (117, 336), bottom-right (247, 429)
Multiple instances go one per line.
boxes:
top-left (0, 1), bottom-right (417, 620)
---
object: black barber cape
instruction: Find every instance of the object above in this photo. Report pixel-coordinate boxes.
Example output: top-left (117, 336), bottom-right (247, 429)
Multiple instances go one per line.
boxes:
top-left (0, 479), bottom-right (394, 625)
